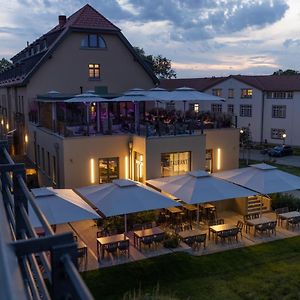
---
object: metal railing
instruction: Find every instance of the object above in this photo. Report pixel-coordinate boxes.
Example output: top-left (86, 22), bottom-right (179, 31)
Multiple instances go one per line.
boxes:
top-left (0, 141), bottom-right (94, 300)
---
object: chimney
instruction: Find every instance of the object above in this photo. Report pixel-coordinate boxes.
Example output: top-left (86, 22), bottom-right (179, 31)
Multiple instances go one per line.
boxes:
top-left (58, 15), bottom-right (66, 27)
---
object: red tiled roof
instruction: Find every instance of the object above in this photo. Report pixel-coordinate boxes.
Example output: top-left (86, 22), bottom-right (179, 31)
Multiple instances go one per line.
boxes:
top-left (160, 75), bottom-right (300, 92)
top-left (49, 4), bottom-right (120, 33)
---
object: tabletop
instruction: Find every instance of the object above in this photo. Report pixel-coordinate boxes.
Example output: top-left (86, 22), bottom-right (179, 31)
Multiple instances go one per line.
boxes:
top-left (77, 240), bottom-right (87, 249)
top-left (202, 203), bottom-right (215, 209)
top-left (278, 211), bottom-right (300, 219)
top-left (178, 229), bottom-right (206, 239)
top-left (210, 224), bottom-right (237, 232)
top-left (246, 217), bottom-right (272, 226)
top-left (183, 204), bottom-right (197, 211)
top-left (134, 227), bottom-right (164, 238)
top-left (97, 234), bottom-right (128, 245)
top-left (166, 206), bottom-right (182, 213)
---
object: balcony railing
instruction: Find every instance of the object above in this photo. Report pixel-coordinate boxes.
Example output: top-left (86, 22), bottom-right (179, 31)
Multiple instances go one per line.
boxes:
top-left (0, 141), bottom-right (94, 300)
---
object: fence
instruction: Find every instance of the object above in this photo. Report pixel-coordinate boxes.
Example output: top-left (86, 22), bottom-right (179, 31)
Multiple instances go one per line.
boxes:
top-left (0, 141), bottom-right (94, 300)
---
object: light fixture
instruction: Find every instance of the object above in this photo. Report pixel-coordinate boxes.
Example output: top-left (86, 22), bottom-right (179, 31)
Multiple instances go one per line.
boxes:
top-left (1, 119), bottom-right (3, 125)
top-left (282, 133), bottom-right (287, 139)
top-left (90, 158), bottom-right (95, 184)
top-left (25, 134), bottom-right (28, 143)
top-left (217, 148), bottom-right (221, 170)
top-left (240, 129), bottom-right (244, 134)
top-left (6, 123), bottom-right (9, 130)
top-left (125, 156), bottom-right (129, 179)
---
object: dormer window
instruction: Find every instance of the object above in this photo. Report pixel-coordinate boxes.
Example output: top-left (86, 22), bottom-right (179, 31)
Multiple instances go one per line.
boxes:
top-left (30, 48), bottom-right (34, 56)
top-left (81, 34), bottom-right (106, 49)
top-left (36, 44), bottom-right (40, 53)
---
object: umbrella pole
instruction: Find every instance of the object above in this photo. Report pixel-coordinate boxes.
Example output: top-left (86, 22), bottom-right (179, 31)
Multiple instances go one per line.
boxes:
top-left (124, 214), bottom-right (127, 234)
top-left (197, 204), bottom-right (200, 229)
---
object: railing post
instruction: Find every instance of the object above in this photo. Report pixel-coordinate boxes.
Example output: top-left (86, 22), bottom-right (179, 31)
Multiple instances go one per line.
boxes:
top-left (13, 164), bottom-right (27, 240)
top-left (51, 243), bottom-right (78, 300)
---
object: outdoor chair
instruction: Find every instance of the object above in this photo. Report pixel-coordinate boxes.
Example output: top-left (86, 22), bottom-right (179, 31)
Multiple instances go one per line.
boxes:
top-left (216, 218), bottom-right (225, 225)
top-left (153, 233), bottom-right (165, 248)
top-left (132, 224), bottom-right (143, 231)
top-left (255, 223), bottom-right (269, 236)
top-left (184, 236), bottom-right (196, 250)
top-left (141, 236), bottom-right (154, 249)
top-left (195, 233), bottom-right (206, 250)
top-left (267, 221), bottom-right (277, 236)
top-left (118, 240), bottom-right (130, 258)
top-left (287, 216), bottom-right (300, 231)
top-left (105, 242), bottom-right (118, 256)
top-left (244, 214), bottom-right (254, 233)
top-left (252, 213), bottom-right (260, 219)
top-left (108, 229), bottom-right (118, 236)
top-left (228, 228), bottom-right (239, 243)
top-left (181, 223), bottom-right (192, 231)
top-left (236, 221), bottom-right (244, 238)
top-left (217, 230), bottom-right (230, 244)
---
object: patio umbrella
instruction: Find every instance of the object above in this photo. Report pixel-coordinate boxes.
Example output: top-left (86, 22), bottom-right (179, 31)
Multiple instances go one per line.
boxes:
top-left (214, 163), bottom-right (300, 195)
top-left (147, 170), bottom-right (256, 227)
top-left (76, 179), bottom-right (180, 233)
top-left (169, 87), bottom-right (225, 101)
top-left (29, 187), bottom-right (100, 227)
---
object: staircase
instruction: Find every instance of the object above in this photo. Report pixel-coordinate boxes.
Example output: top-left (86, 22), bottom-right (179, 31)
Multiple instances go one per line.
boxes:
top-left (247, 196), bottom-right (269, 214)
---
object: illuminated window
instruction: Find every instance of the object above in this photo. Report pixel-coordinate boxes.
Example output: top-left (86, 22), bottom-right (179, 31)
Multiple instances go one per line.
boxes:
top-left (81, 34), bottom-right (106, 48)
top-left (272, 105), bottom-right (286, 118)
top-left (205, 149), bottom-right (213, 173)
top-left (99, 157), bottom-right (119, 183)
top-left (161, 152), bottom-right (190, 177)
top-left (88, 64), bottom-right (100, 79)
top-left (212, 89), bottom-right (222, 97)
top-left (240, 105), bottom-right (252, 117)
top-left (193, 103), bottom-right (199, 113)
top-left (241, 89), bottom-right (253, 98)
top-left (228, 88), bottom-right (234, 98)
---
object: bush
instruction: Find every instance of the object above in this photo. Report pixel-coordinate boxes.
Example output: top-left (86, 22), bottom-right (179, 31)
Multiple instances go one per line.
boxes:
top-left (163, 233), bottom-right (180, 249)
top-left (271, 193), bottom-right (300, 211)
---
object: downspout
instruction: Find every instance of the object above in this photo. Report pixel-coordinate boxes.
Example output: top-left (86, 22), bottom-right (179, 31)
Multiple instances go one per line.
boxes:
top-left (260, 91), bottom-right (265, 144)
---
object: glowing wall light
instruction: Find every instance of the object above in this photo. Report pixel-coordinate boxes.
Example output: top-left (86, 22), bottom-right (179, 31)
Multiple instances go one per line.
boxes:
top-left (25, 134), bottom-right (28, 143)
top-left (1, 119), bottom-right (3, 125)
top-left (125, 156), bottom-right (129, 179)
top-left (90, 158), bottom-right (95, 184)
top-left (6, 123), bottom-right (9, 130)
top-left (217, 148), bottom-right (221, 170)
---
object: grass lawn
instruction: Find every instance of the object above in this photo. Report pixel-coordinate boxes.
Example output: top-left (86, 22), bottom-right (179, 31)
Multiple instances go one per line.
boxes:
top-left (82, 236), bottom-right (300, 300)
top-left (239, 159), bottom-right (300, 176)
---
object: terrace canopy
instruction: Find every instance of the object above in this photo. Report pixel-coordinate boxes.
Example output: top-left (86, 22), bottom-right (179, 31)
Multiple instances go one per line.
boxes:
top-left (76, 179), bottom-right (180, 232)
top-left (147, 170), bottom-right (256, 226)
top-left (214, 163), bottom-right (300, 195)
top-left (29, 187), bottom-right (100, 227)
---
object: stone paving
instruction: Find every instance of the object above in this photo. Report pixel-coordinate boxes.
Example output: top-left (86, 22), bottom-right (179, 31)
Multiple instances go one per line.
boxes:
top-left (55, 210), bottom-right (300, 272)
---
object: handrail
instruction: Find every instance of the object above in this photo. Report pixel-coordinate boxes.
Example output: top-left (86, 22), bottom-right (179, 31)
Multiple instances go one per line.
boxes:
top-left (0, 142), bottom-right (95, 300)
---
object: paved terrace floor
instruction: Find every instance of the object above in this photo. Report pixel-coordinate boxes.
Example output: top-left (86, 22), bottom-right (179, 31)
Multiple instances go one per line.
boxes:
top-left (55, 211), bottom-right (300, 272)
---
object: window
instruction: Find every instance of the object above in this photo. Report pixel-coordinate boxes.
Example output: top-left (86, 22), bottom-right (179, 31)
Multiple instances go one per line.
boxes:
top-left (211, 104), bottom-right (222, 113)
top-left (81, 34), bottom-right (106, 48)
top-left (266, 91), bottom-right (293, 99)
top-left (99, 157), bottom-right (119, 183)
top-left (241, 89), bottom-right (253, 98)
top-left (47, 151), bottom-right (51, 176)
top-left (161, 152), bottom-right (191, 177)
top-left (272, 105), bottom-right (286, 118)
top-left (41, 148), bottom-right (45, 170)
top-left (240, 105), bottom-right (252, 117)
top-left (189, 103), bottom-right (199, 113)
top-left (228, 89), bottom-right (234, 98)
top-left (212, 89), bottom-right (222, 97)
top-left (52, 156), bottom-right (57, 184)
top-left (287, 92), bottom-right (293, 99)
top-left (205, 149), bottom-right (213, 173)
top-left (271, 128), bottom-right (286, 139)
top-left (227, 104), bottom-right (234, 115)
top-left (88, 64), bottom-right (100, 79)
top-left (134, 152), bottom-right (143, 182)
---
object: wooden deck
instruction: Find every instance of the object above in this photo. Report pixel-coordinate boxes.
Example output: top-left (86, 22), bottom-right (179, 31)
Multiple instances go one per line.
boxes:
top-left (55, 211), bottom-right (300, 271)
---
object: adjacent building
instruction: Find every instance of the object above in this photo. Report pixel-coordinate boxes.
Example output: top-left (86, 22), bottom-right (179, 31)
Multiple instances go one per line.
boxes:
top-left (161, 75), bottom-right (300, 146)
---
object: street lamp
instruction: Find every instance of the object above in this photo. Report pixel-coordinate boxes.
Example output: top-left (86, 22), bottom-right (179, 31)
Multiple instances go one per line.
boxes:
top-left (282, 133), bottom-right (287, 145)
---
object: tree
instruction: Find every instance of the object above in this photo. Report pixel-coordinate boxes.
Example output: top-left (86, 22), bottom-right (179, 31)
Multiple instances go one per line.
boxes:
top-left (0, 58), bottom-right (12, 72)
top-left (134, 47), bottom-right (176, 79)
top-left (272, 69), bottom-right (299, 75)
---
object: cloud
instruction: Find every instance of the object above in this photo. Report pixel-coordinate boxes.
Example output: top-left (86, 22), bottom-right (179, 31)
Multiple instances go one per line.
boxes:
top-left (283, 38), bottom-right (300, 47)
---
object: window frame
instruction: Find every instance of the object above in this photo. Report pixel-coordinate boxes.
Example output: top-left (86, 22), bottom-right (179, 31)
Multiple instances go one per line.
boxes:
top-left (228, 88), bottom-right (234, 99)
top-left (241, 89), bottom-right (253, 99)
top-left (227, 104), bottom-right (234, 115)
top-left (211, 104), bottom-right (222, 113)
top-left (81, 34), bottom-right (107, 49)
top-left (161, 151), bottom-right (191, 177)
top-left (212, 89), bottom-right (222, 97)
top-left (88, 63), bottom-right (101, 79)
top-left (99, 157), bottom-right (119, 184)
top-left (240, 104), bottom-right (252, 117)
top-left (272, 105), bottom-right (286, 118)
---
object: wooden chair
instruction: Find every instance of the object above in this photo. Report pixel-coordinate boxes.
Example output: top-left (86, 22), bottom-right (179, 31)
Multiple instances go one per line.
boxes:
top-left (267, 221), bottom-right (277, 236)
top-left (105, 242), bottom-right (118, 256)
top-left (141, 236), bottom-right (154, 249)
top-left (236, 221), bottom-right (244, 238)
top-left (195, 234), bottom-right (206, 249)
top-left (118, 240), bottom-right (130, 258)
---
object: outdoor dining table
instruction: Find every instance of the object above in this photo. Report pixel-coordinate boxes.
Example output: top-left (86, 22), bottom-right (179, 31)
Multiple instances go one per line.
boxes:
top-left (183, 204), bottom-right (197, 211)
top-left (245, 217), bottom-right (272, 235)
top-left (96, 233), bottom-right (129, 261)
top-left (278, 211), bottom-right (300, 227)
top-left (133, 227), bottom-right (165, 250)
top-left (209, 224), bottom-right (238, 242)
top-left (178, 229), bottom-right (206, 240)
top-left (166, 207), bottom-right (182, 214)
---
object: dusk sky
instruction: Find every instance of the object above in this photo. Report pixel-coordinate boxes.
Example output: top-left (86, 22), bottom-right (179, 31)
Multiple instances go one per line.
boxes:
top-left (1, 0), bottom-right (300, 78)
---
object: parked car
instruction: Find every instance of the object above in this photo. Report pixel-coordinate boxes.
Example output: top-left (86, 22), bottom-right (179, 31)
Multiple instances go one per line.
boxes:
top-left (268, 145), bottom-right (293, 157)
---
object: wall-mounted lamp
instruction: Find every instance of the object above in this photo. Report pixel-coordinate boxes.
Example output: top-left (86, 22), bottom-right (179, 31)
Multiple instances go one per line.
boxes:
top-left (25, 134), bottom-right (28, 143)
top-left (90, 158), bottom-right (95, 184)
top-left (217, 148), bottom-right (221, 171)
